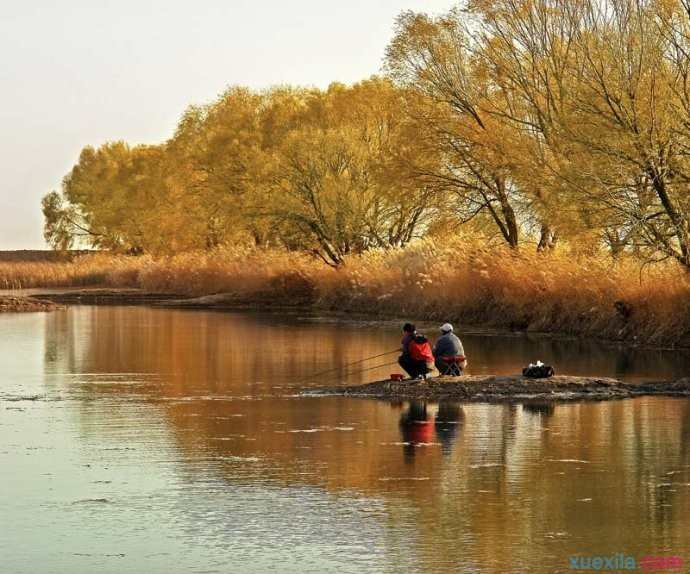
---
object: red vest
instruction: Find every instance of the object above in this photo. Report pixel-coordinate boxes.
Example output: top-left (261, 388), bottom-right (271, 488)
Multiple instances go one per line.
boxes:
top-left (409, 339), bottom-right (433, 362)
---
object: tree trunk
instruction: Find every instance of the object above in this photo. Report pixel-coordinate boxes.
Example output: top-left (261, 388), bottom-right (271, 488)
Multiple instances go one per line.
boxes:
top-left (647, 166), bottom-right (690, 269)
top-left (537, 224), bottom-right (558, 252)
top-left (496, 178), bottom-right (519, 248)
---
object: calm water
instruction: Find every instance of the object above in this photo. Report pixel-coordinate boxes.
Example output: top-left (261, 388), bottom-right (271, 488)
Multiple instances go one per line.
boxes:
top-left (2, 306), bottom-right (690, 574)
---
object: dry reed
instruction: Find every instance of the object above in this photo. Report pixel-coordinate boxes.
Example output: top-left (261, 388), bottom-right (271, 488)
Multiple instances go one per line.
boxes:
top-left (1, 241), bottom-right (688, 346)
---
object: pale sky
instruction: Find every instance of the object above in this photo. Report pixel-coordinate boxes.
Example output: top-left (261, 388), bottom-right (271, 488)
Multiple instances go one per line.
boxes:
top-left (0, 0), bottom-right (455, 250)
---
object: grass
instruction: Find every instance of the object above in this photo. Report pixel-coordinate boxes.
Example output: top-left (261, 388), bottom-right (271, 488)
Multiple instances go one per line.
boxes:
top-left (0, 250), bottom-right (90, 263)
top-left (0, 253), bottom-right (146, 290)
top-left (1, 240), bottom-right (688, 347)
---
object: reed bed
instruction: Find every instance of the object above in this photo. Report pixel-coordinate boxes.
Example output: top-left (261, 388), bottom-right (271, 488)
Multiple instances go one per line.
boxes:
top-left (319, 240), bottom-right (690, 347)
top-left (1, 241), bottom-right (688, 346)
top-left (0, 254), bottom-right (147, 290)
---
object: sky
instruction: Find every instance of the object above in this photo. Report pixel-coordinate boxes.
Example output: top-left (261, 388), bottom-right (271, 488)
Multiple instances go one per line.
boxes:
top-left (0, 0), bottom-right (455, 250)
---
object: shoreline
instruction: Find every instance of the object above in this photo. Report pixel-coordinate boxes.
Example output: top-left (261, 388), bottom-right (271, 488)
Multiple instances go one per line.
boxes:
top-left (310, 375), bottom-right (690, 402)
top-left (4, 288), bottom-right (689, 399)
top-left (2, 244), bottom-right (690, 349)
top-left (7, 287), bottom-right (690, 352)
top-left (0, 295), bottom-right (62, 313)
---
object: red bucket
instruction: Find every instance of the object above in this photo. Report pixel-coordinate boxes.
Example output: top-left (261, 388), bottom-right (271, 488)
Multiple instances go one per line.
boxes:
top-left (390, 373), bottom-right (404, 381)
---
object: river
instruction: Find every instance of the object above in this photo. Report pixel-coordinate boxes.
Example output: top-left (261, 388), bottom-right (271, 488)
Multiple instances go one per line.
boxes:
top-left (2, 305), bottom-right (690, 573)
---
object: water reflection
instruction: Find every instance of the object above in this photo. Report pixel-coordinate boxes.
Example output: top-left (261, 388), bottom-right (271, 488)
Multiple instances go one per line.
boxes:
top-left (3, 306), bottom-right (690, 573)
top-left (396, 401), bottom-right (465, 460)
top-left (521, 402), bottom-right (556, 417)
top-left (41, 306), bottom-right (690, 384)
top-left (435, 402), bottom-right (464, 456)
top-left (399, 401), bottom-right (433, 462)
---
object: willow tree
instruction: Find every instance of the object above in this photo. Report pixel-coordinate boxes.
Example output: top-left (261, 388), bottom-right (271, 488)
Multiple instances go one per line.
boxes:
top-left (265, 80), bottom-right (440, 265)
top-left (560, 0), bottom-right (690, 266)
top-left (322, 79), bottom-right (441, 248)
top-left (42, 143), bottom-right (169, 252)
top-left (468, 0), bottom-right (690, 265)
top-left (386, 10), bottom-right (526, 248)
top-left (467, 0), bottom-right (586, 251)
top-left (166, 87), bottom-right (271, 248)
top-left (42, 190), bottom-right (93, 250)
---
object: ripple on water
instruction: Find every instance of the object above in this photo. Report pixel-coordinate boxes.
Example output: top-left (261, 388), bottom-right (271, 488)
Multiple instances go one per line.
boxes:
top-left (5, 307), bottom-right (690, 574)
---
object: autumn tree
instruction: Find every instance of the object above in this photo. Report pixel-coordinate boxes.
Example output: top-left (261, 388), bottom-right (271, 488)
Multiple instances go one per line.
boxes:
top-left (167, 87), bottom-right (275, 248)
top-left (386, 10), bottom-right (527, 248)
top-left (44, 80), bottom-right (439, 261)
top-left (264, 80), bottom-right (440, 265)
top-left (468, 0), bottom-right (690, 265)
top-left (42, 1), bottom-right (690, 270)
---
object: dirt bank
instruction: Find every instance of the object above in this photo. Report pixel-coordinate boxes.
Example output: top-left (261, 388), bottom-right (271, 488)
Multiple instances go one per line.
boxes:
top-left (310, 375), bottom-right (690, 402)
top-left (35, 289), bottom-right (187, 306)
top-left (0, 296), bottom-right (62, 313)
top-left (16, 287), bottom-right (690, 352)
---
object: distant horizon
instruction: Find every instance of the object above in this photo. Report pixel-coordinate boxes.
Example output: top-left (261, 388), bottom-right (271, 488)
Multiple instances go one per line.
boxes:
top-left (0, 0), bottom-right (454, 250)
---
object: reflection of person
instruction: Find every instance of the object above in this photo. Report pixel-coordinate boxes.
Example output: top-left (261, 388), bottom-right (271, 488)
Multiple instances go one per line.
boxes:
top-left (522, 402), bottom-right (555, 417)
top-left (399, 401), bottom-right (433, 461)
top-left (433, 323), bottom-right (467, 376)
top-left (435, 401), bottom-right (464, 456)
top-left (398, 324), bottom-right (433, 379)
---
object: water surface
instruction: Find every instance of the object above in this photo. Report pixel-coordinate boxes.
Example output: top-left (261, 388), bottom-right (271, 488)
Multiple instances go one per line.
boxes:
top-left (2, 306), bottom-right (690, 573)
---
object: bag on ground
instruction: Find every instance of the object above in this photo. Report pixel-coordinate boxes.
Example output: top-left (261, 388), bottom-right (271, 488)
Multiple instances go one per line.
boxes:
top-left (522, 363), bottom-right (555, 378)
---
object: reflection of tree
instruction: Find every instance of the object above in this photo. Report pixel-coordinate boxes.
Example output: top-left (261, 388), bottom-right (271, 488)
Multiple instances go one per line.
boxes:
top-left (43, 307), bottom-right (690, 574)
top-left (476, 334), bottom-right (690, 381)
top-left (43, 308), bottom-right (79, 375)
top-left (42, 306), bottom-right (410, 389)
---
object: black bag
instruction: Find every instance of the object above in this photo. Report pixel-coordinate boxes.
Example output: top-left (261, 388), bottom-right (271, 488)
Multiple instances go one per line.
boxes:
top-left (522, 364), bottom-right (555, 378)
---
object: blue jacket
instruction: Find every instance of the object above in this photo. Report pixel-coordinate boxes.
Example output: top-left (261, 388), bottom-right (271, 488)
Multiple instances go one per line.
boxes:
top-left (433, 332), bottom-right (464, 358)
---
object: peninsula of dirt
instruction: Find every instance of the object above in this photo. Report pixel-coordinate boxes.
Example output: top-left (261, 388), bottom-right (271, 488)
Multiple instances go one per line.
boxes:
top-left (0, 296), bottom-right (61, 313)
top-left (311, 375), bottom-right (690, 402)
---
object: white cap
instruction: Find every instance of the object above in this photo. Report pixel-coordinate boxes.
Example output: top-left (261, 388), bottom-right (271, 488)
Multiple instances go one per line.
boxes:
top-left (440, 323), bottom-right (453, 333)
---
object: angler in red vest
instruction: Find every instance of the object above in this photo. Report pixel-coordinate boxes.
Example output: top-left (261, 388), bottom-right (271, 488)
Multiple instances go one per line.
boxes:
top-left (397, 323), bottom-right (434, 379)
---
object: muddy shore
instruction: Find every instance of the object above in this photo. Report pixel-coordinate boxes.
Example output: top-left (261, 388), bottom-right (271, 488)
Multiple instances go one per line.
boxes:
top-left (0, 295), bottom-right (61, 313)
top-left (311, 375), bottom-right (690, 402)
top-left (7, 287), bottom-right (690, 353)
top-left (33, 288), bottom-right (186, 306)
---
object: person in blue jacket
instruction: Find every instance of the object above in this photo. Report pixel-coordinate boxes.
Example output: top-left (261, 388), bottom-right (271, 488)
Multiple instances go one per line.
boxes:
top-left (433, 323), bottom-right (467, 375)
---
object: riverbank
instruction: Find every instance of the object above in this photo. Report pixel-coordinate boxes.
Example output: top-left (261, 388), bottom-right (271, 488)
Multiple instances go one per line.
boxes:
top-left (2, 242), bottom-right (690, 347)
top-left (313, 375), bottom-right (690, 402)
top-left (0, 295), bottom-right (61, 313)
top-left (17, 286), bottom-right (689, 352)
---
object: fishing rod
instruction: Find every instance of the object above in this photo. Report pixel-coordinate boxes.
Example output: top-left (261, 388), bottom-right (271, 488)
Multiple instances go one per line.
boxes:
top-left (319, 360), bottom-right (401, 385)
top-left (300, 349), bottom-right (399, 381)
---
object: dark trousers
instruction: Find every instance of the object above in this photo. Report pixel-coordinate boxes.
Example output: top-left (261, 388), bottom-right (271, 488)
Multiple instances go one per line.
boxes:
top-left (435, 357), bottom-right (464, 376)
top-left (398, 355), bottom-right (430, 378)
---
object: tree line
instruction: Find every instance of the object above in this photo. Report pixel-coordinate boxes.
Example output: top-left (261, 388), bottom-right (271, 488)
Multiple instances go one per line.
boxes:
top-left (44, 0), bottom-right (690, 269)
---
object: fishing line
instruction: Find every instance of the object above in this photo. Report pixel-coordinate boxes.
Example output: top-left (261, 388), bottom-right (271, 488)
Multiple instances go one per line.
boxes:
top-left (300, 349), bottom-right (399, 381)
top-left (319, 360), bottom-right (401, 384)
